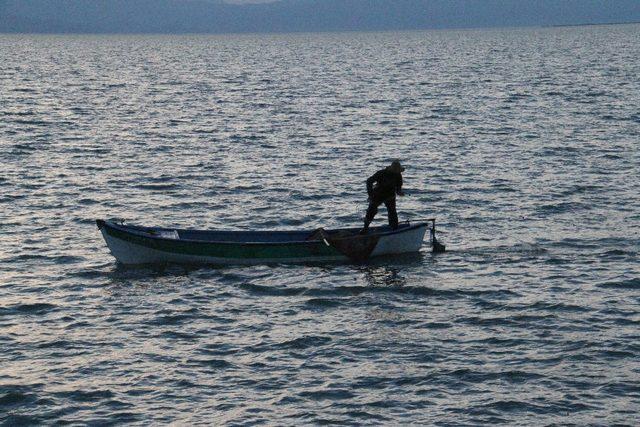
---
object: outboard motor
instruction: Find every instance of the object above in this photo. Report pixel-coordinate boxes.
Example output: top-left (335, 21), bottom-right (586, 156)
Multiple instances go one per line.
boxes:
top-left (430, 219), bottom-right (446, 253)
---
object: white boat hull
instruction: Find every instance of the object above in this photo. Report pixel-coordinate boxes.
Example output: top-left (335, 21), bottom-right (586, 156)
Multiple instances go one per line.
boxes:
top-left (97, 220), bottom-right (431, 266)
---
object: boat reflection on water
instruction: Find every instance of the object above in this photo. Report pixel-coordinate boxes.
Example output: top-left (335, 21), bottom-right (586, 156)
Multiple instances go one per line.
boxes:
top-left (362, 265), bottom-right (408, 288)
top-left (358, 250), bottom-right (432, 289)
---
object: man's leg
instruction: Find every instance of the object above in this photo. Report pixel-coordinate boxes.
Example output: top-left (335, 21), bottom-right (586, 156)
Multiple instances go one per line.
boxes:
top-left (363, 197), bottom-right (382, 233)
top-left (385, 197), bottom-right (398, 230)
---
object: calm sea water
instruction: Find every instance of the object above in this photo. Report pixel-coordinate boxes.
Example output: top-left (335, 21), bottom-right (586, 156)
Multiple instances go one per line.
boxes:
top-left (1, 25), bottom-right (639, 425)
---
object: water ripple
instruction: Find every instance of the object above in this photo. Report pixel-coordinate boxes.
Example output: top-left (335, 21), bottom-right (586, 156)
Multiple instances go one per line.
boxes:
top-left (1, 25), bottom-right (639, 425)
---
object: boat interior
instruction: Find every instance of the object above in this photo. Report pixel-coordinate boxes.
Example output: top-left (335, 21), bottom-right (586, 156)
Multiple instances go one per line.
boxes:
top-left (110, 221), bottom-right (418, 243)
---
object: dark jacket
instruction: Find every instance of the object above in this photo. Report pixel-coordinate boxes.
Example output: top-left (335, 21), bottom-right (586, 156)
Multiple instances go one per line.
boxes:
top-left (367, 168), bottom-right (403, 202)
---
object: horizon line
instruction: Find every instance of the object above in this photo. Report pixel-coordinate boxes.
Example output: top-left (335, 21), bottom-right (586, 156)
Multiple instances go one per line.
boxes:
top-left (1, 20), bottom-right (639, 37)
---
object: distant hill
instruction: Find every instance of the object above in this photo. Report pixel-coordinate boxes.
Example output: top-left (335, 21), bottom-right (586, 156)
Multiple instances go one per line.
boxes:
top-left (1, 0), bottom-right (639, 34)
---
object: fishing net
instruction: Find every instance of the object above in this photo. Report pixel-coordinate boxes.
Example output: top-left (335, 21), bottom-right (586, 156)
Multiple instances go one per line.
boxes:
top-left (307, 228), bottom-right (380, 262)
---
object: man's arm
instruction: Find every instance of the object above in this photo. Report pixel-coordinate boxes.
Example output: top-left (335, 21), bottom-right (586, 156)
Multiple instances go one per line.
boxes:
top-left (366, 171), bottom-right (380, 196)
top-left (396, 174), bottom-right (404, 196)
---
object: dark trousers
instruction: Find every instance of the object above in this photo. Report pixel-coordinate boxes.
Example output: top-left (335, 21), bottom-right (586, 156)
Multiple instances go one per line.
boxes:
top-left (364, 195), bottom-right (398, 230)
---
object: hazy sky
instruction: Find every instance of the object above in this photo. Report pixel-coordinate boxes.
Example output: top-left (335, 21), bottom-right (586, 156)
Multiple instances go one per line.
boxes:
top-left (1, 0), bottom-right (639, 34)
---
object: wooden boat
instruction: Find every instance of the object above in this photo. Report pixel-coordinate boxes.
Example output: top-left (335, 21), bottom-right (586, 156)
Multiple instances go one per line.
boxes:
top-left (96, 218), bottom-right (444, 265)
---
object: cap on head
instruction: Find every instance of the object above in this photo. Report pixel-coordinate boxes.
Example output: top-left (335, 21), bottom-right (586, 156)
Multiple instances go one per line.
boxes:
top-left (389, 160), bottom-right (405, 173)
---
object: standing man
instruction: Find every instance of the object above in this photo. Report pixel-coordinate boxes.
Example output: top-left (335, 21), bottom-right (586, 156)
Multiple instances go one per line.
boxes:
top-left (361, 160), bottom-right (405, 234)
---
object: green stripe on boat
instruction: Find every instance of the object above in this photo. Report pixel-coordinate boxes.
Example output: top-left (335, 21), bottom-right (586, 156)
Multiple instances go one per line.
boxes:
top-left (103, 222), bottom-right (341, 259)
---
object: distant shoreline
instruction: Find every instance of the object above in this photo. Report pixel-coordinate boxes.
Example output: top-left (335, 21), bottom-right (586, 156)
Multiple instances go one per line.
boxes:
top-left (544, 20), bottom-right (640, 28)
top-left (0, 20), bottom-right (638, 36)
